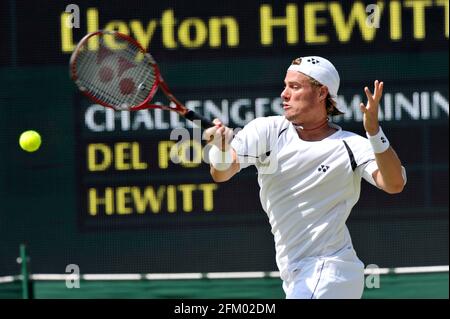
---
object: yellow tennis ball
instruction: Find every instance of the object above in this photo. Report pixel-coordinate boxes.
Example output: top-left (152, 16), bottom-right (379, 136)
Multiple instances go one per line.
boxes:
top-left (19, 130), bottom-right (42, 152)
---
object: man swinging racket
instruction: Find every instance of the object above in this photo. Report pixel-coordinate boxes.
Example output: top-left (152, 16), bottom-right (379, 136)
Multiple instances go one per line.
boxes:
top-left (204, 56), bottom-right (407, 299)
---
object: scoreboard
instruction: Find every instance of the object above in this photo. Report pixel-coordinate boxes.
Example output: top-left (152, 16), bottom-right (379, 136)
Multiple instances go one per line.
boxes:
top-left (0, 0), bottom-right (448, 275)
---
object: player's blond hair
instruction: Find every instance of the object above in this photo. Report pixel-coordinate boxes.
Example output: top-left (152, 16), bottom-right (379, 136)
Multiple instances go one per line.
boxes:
top-left (291, 58), bottom-right (344, 116)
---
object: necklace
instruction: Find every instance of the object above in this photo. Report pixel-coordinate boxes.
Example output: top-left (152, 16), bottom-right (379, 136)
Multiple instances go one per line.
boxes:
top-left (293, 118), bottom-right (329, 131)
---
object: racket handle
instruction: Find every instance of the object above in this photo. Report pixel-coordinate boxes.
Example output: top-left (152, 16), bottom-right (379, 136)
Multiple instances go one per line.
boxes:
top-left (184, 110), bottom-right (214, 129)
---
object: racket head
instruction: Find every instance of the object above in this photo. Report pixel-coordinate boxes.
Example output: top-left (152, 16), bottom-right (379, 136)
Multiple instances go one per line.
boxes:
top-left (70, 30), bottom-right (160, 111)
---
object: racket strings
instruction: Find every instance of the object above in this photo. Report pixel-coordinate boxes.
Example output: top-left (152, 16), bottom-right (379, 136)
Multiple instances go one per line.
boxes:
top-left (78, 43), bottom-right (152, 108)
top-left (74, 34), bottom-right (157, 109)
top-left (77, 48), bottom-right (128, 107)
top-left (79, 41), bottom-right (152, 106)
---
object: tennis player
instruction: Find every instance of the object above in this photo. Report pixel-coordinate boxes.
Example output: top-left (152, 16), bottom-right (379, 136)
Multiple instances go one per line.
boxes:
top-left (204, 56), bottom-right (407, 299)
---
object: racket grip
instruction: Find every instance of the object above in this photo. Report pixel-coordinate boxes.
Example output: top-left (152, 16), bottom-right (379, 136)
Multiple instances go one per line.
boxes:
top-left (184, 110), bottom-right (214, 129)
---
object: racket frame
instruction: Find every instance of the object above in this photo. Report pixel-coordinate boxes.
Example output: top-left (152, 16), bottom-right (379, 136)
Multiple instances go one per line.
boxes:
top-left (70, 30), bottom-right (199, 120)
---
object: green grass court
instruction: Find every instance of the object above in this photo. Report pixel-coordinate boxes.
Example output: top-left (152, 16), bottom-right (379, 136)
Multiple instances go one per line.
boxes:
top-left (1, 272), bottom-right (448, 299)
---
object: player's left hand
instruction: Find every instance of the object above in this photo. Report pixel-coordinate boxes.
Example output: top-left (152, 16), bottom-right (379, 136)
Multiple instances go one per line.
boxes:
top-left (360, 80), bottom-right (384, 136)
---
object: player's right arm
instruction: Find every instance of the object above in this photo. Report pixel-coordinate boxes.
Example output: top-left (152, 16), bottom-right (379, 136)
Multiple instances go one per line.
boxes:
top-left (204, 119), bottom-right (240, 182)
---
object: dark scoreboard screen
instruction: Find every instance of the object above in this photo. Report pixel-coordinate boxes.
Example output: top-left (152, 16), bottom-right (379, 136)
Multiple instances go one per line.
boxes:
top-left (0, 0), bottom-right (448, 275)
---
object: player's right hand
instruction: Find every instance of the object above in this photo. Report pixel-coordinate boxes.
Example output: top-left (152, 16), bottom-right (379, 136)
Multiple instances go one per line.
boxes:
top-left (203, 119), bottom-right (234, 150)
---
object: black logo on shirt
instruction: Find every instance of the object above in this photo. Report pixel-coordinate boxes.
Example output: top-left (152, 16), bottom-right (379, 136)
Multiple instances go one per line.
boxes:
top-left (318, 165), bottom-right (330, 173)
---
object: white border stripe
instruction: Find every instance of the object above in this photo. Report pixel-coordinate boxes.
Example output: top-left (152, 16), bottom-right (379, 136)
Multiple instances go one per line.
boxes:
top-left (364, 268), bottom-right (390, 275)
top-left (145, 273), bottom-right (203, 280)
top-left (268, 271), bottom-right (280, 278)
top-left (1, 266), bottom-right (448, 283)
top-left (83, 274), bottom-right (142, 280)
top-left (31, 274), bottom-right (75, 280)
top-left (393, 265), bottom-right (449, 274)
top-left (0, 275), bottom-right (19, 283)
top-left (206, 272), bottom-right (266, 279)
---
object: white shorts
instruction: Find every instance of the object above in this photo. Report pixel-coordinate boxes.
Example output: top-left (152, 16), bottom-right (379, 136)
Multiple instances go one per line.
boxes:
top-left (282, 246), bottom-right (365, 299)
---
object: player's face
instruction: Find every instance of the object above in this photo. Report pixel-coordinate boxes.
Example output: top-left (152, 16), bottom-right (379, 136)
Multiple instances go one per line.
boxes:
top-left (281, 71), bottom-right (323, 124)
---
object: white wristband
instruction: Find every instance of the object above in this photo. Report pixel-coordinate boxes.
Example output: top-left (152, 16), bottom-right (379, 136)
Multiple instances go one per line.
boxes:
top-left (366, 127), bottom-right (390, 154)
top-left (209, 145), bottom-right (233, 171)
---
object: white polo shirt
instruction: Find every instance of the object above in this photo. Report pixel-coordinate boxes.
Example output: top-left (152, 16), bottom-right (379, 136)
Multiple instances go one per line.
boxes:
top-left (231, 116), bottom-right (380, 282)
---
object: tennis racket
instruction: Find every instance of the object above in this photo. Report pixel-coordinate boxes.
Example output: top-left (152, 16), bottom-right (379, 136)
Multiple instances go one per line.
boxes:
top-left (69, 30), bottom-right (213, 129)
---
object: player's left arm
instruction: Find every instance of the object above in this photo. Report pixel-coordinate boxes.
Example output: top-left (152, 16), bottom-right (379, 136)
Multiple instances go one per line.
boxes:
top-left (360, 80), bottom-right (406, 194)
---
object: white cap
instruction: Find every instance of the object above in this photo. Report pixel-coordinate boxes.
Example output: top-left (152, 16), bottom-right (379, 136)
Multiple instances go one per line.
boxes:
top-left (287, 56), bottom-right (340, 104)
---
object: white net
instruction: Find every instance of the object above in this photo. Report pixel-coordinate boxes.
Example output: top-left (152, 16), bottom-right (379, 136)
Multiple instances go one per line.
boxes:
top-left (73, 33), bottom-right (157, 110)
